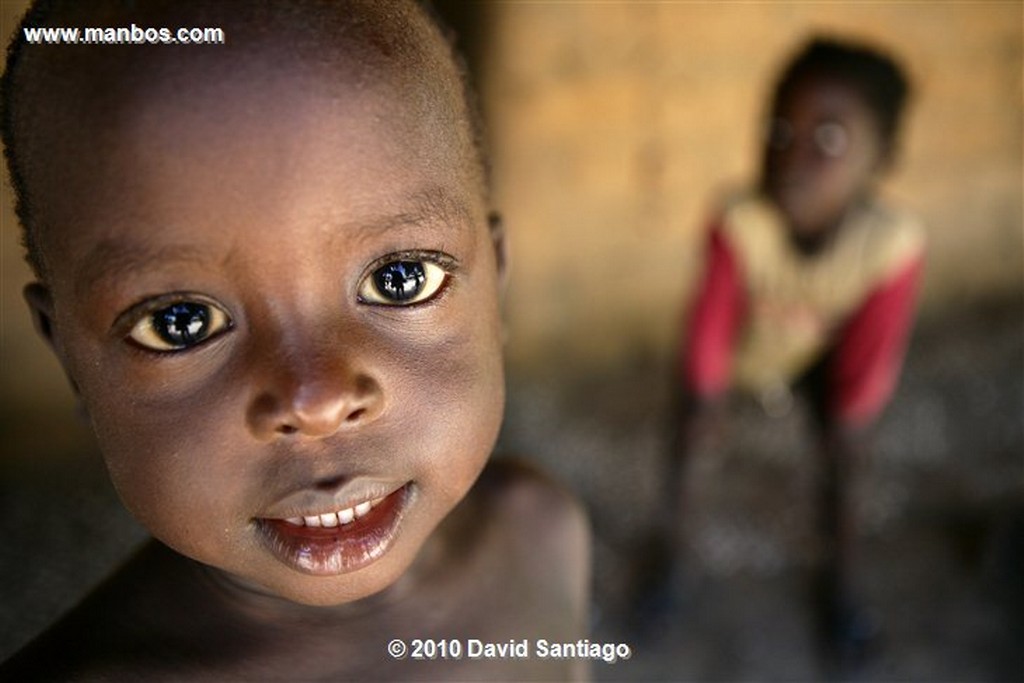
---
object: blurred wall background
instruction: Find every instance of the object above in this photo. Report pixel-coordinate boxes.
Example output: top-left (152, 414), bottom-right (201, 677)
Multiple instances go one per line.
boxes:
top-left (1, 0), bottom-right (1022, 422)
top-left (482, 1), bottom-right (1022, 377)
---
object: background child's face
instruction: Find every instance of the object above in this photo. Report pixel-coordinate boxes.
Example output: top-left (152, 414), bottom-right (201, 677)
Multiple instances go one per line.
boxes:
top-left (761, 75), bottom-right (885, 238)
top-left (27, 58), bottom-right (505, 606)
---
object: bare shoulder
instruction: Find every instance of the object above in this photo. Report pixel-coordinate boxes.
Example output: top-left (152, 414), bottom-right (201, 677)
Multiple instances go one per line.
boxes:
top-left (1, 545), bottom-right (143, 679)
top-left (477, 458), bottom-right (588, 542)
top-left (0, 541), bottom-right (230, 680)
top-left (472, 458), bottom-right (591, 591)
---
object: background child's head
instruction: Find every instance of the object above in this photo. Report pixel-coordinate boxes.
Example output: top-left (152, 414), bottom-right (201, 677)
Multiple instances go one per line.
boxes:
top-left (760, 37), bottom-right (911, 245)
top-left (2, 0), bottom-right (506, 606)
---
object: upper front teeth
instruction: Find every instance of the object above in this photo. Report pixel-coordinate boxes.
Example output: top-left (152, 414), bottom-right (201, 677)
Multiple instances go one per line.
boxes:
top-left (284, 497), bottom-right (384, 527)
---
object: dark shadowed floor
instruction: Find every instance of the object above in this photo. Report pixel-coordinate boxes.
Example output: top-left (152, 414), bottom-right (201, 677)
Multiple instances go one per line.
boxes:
top-left (499, 298), bottom-right (1023, 682)
top-left (2, 297), bottom-right (1021, 681)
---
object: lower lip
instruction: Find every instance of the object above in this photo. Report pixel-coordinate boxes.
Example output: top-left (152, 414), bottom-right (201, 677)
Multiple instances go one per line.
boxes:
top-left (256, 485), bottom-right (411, 576)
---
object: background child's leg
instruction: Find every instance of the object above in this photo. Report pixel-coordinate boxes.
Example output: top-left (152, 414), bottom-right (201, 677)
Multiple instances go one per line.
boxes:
top-left (803, 350), bottom-right (880, 668)
top-left (635, 388), bottom-right (727, 622)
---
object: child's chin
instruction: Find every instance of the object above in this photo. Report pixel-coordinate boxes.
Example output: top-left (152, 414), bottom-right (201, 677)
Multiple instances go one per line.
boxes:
top-left (266, 554), bottom-right (414, 608)
top-left (254, 523), bottom-right (427, 608)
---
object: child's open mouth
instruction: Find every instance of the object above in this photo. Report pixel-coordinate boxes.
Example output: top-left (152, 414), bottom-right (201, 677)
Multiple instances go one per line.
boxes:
top-left (256, 483), bottom-right (411, 576)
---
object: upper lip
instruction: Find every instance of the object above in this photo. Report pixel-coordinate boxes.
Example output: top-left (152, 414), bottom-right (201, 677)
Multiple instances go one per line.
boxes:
top-left (258, 478), bottom-right (409, 520)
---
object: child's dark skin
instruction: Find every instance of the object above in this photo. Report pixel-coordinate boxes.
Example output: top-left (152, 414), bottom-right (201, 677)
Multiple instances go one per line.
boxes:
top-left (2, 2), bottom-right (588, 679)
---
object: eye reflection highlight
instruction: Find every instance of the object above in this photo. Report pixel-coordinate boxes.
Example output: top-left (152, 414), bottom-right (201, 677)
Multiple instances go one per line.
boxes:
top-left (358, 257), bottom-right (449, 306)
top-left (127, 300), bottom-right (231, 352)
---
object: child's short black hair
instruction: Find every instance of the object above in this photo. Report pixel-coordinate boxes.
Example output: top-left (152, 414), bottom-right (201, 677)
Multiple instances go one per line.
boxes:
top-left (770, 36), bottom-right (911, 155)
top-left (1, 0), bottom-right (487, 280)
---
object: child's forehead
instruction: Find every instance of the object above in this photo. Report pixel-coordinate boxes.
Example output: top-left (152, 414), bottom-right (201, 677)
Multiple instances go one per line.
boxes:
top-left (778, 74), bottom-right (873, 119)
top-left (115, 53), bottom-right (443, 154)
top-left (41, 20), bottom-right (454, 134)
top-left (50, 73), bottom-right (477, 256)
top-left (22, 17), bottom-right (483, 273)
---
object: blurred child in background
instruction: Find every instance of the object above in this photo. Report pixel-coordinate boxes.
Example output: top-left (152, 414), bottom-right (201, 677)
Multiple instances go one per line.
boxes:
top-left (668, 36), bottom-right (923, 665)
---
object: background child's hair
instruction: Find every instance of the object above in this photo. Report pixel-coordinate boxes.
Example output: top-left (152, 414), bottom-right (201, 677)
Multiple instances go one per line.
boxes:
top-left (770, 36), bottom-right (912, 154)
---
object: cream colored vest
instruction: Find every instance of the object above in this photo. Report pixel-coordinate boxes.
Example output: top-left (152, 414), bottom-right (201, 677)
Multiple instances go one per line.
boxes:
top-left (721, 191), bottom-right (924, 397)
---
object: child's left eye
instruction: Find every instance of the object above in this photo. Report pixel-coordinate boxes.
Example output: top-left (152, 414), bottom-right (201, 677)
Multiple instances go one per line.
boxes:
top-left (813, 122), bottom-right (849, 158)
top-left (358, 258), bottom-right (449, 306)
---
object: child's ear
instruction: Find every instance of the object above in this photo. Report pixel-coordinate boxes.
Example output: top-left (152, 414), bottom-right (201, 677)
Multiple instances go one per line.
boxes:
top-left (488, 210), bottom-right (508, 295)
top-left (24, 283), bottom-right (58, 350)
top-left (24, 283), bottom-right (84, 404)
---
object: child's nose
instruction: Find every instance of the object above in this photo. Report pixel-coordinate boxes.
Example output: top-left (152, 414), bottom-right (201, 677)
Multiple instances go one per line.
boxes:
top-left (245, 343), bottom-right (385, 441)
top-left (782, 135), bottom-right (828, 174)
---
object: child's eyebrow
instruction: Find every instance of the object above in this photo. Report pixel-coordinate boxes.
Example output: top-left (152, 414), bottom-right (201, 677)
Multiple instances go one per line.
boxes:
top-left (75, 241), bottom-right (211, 297)
top-left (339, 186), bottom-right (474, 241)
top-left (73, 188), bottom-right (475, 295)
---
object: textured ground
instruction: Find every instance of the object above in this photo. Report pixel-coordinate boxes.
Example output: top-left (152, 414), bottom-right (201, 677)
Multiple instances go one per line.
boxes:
top-left (2, 298), bottom-right (1021, 681)
top-left (499, 299), bottom-right (1023, 681)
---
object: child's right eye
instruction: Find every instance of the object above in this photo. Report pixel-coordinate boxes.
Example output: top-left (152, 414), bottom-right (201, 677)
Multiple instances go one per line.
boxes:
top-left (127, 300), bottom-right (232, 352)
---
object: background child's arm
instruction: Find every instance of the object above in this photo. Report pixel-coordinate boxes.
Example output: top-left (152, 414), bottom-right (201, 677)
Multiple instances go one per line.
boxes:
top-left (828, 254), bottom-right (925, 431)
top-left (670, 223), bottom-right (746, 470)
top-left (679, 223), bottom-right (746, 406)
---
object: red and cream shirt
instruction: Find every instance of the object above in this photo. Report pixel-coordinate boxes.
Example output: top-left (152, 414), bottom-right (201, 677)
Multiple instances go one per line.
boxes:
top-left (682, 191), bottom-right (925, 427)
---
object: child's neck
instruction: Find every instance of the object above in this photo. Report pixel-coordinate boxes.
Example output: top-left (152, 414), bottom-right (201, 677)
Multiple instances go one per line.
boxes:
top-left (197, 563), bottom-right (403, 624)
top-left (789, 196), bottom-right (870, 257)
top-left (790, 229), bottom-right (835, 256)
top-left (189, 529), bottom-right (451, 629)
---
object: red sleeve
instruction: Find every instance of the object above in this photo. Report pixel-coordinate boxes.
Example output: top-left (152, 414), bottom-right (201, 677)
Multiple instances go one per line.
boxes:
top-left (830, 255), bottom-right (924, 427)
top-left (680, 224), bottom-right (746, 398)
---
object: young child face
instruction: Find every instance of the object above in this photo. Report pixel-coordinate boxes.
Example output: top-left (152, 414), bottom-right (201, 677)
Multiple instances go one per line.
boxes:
top-left (26, 54), bottom-right (505, 606)
top-left (762, 75), bottom-right (886, 239)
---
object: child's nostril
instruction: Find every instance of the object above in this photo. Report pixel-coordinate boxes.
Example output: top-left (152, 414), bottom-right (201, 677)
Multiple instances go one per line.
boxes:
top-left (347, 408), bottom-right (366, 422)
top-left (277, 424), bottom-right (298, 435)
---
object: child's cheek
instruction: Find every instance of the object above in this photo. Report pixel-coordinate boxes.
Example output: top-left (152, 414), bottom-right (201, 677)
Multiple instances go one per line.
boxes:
top-left (393, 310), bottom-right (505, 484)
top-left (82, 364), bottom-right (246, 537)
top-left (375, 282), bottom-right (506, 478)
